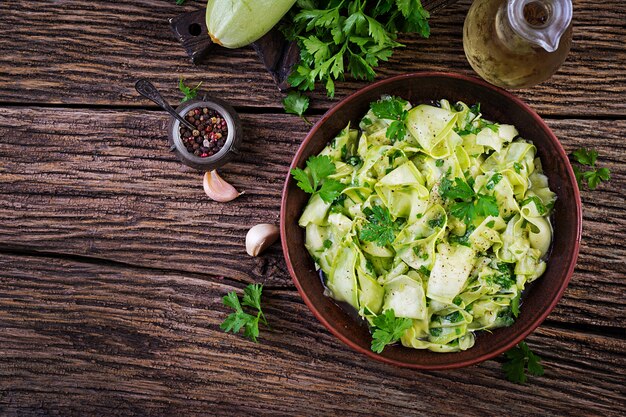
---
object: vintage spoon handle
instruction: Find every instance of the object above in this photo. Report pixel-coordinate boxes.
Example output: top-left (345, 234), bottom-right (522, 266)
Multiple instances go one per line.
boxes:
top-left (135, 79), bottom-right (197, 131)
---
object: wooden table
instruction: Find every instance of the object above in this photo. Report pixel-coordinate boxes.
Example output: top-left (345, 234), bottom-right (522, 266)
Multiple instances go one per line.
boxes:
top-left (0, 0), bottom-right (624, 415)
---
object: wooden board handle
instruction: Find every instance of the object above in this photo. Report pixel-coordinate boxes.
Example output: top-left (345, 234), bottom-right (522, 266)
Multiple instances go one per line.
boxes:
top-left (169, 10), bottom-right (212, 65)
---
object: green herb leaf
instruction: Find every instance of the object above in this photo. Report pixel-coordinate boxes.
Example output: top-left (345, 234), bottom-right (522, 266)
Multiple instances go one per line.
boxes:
top-left (441, 176), bottom-right (499, 225)
top-left (283, 91), bottom-right (310, 122)
top-left (440, 177), bottom-right (474, 201)
top-left (308, 155), bottom-right (336, 188)
top-left (175, 0), bottom-right (186, 5)
top-left (370, 309), bottom-right (413, 353)
top-left (449, 225), bottom-right (475, 247)
top-left (290, 168), bottom-right (315, 194)
top-left (371, 96), bottom-right (408, 120)
top-left (486, 173), bottom-right (503, 190)
top-left (360, 205), bottom-right (397, 247)
top-left (570, 148), bottom-right (611, 191)
top-left (429, 327), bottom-right (442, 337)
top-left (386, 120), bottom-right (407, 143)
top-left (572, 148), bottom-right (598, 167)
top-left (242, 283), bottom-right (263, 311)
top-left (502, 341), bottom-right (544, 384)
top-left (291, 155), bottom-right (345, 203)
top-left (221, 284), bottom-right (268, 342)
top-left (511, 292), bottom-right (521, 318)
top-left (318, 179), bottom-right (346, 203)
top-left (521, 196), bottom-right (547, 215)
top-left (178, 78), bottom-right (202, 102)
top-left (475, 194), bottom-right (500, 217)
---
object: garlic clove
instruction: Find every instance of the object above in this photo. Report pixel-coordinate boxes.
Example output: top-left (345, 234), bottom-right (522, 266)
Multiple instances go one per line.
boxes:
top-left (203, 170), bottom-right (243, 202)
top-left (246, 224), bottom-right (280, 257)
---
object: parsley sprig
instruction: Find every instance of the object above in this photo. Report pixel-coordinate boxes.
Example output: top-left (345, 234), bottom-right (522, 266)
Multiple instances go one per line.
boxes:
top-left (360, 205), bottom-right (398, 247)
top-left (220, 284), bottom-right (268, 343)
top-left (370, 309), bottom-right (413, 353)
top-left (283, 0), bottom-right (430, 97)
top-left (291, 155), bottom-right (346, 203)
top-left (502, 341), bottom-right (544, 384)
top-left (440, 176), bottom-right (499, 225)
top-left (178, 77), bottom-right (202, 102)
top-left (283, 91), bottom-right (311, 124)
top-left (571, 148), bottom-right (611, 190)
top-left (371, 96), bottom-right (409, 142)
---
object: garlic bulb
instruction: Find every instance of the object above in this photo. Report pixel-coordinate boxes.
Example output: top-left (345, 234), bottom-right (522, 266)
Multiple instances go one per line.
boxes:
top-left (246, 224), bottom-right (280, 256)
top-left (203, 170), bottom-right (243, 202)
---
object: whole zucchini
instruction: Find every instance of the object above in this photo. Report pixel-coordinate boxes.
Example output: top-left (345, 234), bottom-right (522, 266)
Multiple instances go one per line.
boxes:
top-left (206, 0), bottom-right (296, 49)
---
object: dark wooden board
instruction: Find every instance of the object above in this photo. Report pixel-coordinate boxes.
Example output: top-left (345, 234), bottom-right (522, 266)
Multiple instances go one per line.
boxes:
top-left (0, 253), bottom-right (624, 416)
top-left (0, 0), bottom-right (624, 116)
top-left (0, 108), bottom-right (624, 331)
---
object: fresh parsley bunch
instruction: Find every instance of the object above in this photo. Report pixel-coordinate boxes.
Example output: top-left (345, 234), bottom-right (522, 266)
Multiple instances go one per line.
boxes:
top-left (283, 0), bottom-right (430, 97)
top-left (220, 284), bottom-right (268, 342)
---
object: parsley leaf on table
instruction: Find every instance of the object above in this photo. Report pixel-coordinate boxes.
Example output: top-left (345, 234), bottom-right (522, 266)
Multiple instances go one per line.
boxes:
top-left (572, 148), bottom-right (597, 166)
top-left (283, 91), bottom-right (311, 123)
top-left (370, 309), bottom-right (413, 353)
top-left (290, 155), bottom-right (346, 203)
top-left (370, 96), bottom-right (409, 142)
top-left (571, 148), bottom-right (611, 190)
top-left (178, 78), bottom-right (202, 102)
top-left (360, 205), bottom-right (397, 247)
top-left (502, 341), bottom-right (544, 384)
top-left (440, 177), bottom-right (499, 225)
top-left (220, 284), bottom-right (268, 343)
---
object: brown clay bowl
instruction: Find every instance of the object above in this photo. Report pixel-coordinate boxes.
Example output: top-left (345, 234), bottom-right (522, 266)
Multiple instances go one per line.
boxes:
top-left (280, 72), bottom-right (581, 370)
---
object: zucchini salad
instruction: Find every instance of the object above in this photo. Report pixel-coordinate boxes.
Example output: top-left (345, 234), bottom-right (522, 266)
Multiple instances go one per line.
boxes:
top-left (291, 97), bottom-right (555, 353)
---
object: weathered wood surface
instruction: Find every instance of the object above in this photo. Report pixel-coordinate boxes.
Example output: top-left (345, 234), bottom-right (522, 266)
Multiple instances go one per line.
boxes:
top-left (0, 109), bottom-right (624, 330)
top-left (0, 253), bottom-right (624, 416)
top-left (0, 0), bottom-right (624, 116)
top-left (0, 0), bottom-right (625, 415)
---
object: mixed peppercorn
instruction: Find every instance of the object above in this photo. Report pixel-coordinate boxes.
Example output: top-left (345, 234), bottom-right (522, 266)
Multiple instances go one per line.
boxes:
top-left (179, 107), bottom-right (228, 157)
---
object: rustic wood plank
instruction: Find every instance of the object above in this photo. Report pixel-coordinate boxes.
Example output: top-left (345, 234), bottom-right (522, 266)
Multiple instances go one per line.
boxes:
top-left (0, 0), bottom-right (624, 116)
top-left (0, 253), bottom-right (623, 416)
top-left (0, 108), bottom-right (624, 330)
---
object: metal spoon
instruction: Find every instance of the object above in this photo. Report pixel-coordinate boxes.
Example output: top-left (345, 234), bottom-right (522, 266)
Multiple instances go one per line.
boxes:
top-left (135, 79), bottom-right (197, 131)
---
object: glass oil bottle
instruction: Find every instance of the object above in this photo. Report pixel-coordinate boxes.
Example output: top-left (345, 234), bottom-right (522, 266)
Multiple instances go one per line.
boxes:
top-left (463, 0), bottom-right (573, 89)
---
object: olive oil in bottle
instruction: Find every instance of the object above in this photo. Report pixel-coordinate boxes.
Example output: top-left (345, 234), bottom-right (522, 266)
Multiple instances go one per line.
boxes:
top-left (463, 0), bottom-right (573, 89)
